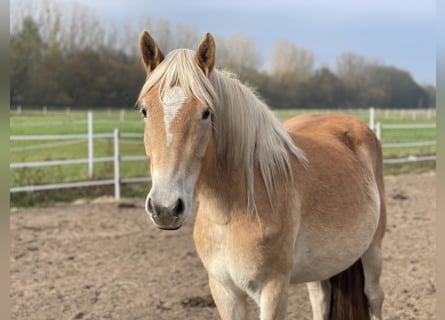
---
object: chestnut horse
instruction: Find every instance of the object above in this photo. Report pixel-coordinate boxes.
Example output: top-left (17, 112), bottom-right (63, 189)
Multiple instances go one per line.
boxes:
top-left (137, 31), bottom-right (386, 320)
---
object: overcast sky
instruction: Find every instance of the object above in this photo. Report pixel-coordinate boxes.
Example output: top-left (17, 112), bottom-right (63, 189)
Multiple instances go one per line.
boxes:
top-left (76, 0), bottom-right (436, 85)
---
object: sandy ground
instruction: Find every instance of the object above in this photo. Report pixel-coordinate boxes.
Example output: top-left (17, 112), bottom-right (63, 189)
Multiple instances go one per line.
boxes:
top-left (10, 172), bottom-right (436, 320)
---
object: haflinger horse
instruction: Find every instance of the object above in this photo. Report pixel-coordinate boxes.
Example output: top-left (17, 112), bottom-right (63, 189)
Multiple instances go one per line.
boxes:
top-left (137, 31), bottom-right (386, 320)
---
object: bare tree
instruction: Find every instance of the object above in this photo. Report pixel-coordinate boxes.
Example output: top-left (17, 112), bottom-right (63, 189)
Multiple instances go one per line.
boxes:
top-left (119, 17), bottom-right (154, 56)
top-left (65, 2), bottom-right (105, 51)
top-left (270, 40), bottom-right (314, 81)
top-left (174, 24), bottom-right (199, 50)
top-left (217, 33), bottom-right (263, 73)
top-left (152, 19), bottom-right (174, 52)
top-left (336, 52), bottom-right (382, 86)
top-left (11, 0), bottom-right (106, 51)
top-left (10, 0), bottom-right (40, 34)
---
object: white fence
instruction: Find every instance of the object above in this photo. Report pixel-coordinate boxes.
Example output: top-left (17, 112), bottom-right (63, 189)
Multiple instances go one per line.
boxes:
top-left (374, 121), bottom-right (436, 164)
top-left (10, 108), bottom-right (436, 199)
top-left (10, 129), bottom-right (148, 199)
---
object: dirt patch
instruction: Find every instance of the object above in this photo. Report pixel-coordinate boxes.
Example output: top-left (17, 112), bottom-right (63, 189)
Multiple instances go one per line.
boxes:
top-left (10, 172), bottom-right (436, 319)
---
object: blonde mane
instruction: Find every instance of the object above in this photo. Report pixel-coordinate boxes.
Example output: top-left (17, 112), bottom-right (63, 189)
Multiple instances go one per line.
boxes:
top-left (137, 49), bottom-right (307, 211)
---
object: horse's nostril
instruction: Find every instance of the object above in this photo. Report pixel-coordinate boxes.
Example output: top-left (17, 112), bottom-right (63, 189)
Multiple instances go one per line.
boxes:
top-left (148, 196), bottom-right (184, 218)
top-left (148, 197), bottom-right (155, 214)
top-left (172, 198), bottom-right (185, 216)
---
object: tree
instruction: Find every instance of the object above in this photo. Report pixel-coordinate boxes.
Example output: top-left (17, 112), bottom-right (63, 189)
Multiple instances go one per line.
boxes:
top-left (335, 53), bottom-right (430, 108)
top-left (420, 84), bottom-right (436, 108)
top-left (336, 53), bottom-right (375, 84)
top-left (152, 19), bottom-right (174, 52)
top-left (9, 0), bottom-right (434, 110)
top-left (10, 18), bottom-right (44, 105)
top-left (173, 24), bottom-right (200, 49)
top-left (306, 68), bottom-right (346, 108)
top-left (217, 33), bottom-right (263, 76)
top-left (270, 40), bottom-right (314, 82)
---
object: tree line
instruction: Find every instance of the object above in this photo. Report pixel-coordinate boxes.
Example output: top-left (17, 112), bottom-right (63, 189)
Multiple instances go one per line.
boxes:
top-left (10, 0), bottom-right (435, 109)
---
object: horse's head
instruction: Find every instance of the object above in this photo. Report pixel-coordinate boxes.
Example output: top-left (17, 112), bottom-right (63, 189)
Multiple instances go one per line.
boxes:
top-left (137, 31), bottom-right (216, 230)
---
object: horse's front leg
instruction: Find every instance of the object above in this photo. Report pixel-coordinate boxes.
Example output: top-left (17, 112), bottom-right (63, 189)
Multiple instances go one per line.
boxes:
top-left (209, 274), bottom-right (248, 320)
top-left (259, 276), bottom-right (290, 320)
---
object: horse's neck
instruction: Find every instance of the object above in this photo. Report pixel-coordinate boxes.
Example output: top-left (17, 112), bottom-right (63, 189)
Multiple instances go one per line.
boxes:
top-left (196, 142), bottom-right (250, 224)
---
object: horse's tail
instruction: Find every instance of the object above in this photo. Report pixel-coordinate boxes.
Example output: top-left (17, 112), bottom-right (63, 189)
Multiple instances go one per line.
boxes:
top-left (328, 259), bottom-right (370, 320)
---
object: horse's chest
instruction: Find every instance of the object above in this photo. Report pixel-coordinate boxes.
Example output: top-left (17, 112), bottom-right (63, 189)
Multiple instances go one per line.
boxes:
top-left (206, 248), bottom-right (255, 292)
top-left (193, 218), bottom-right (261, 292)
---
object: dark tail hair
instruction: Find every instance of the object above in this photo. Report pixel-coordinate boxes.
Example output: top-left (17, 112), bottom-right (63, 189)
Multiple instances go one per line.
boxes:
top-left (329, 259), bottom-right (370, 320)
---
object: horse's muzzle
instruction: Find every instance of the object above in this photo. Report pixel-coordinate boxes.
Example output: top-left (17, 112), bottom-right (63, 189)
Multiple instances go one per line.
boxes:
top-left (146, 196), bottom-right (185, 230)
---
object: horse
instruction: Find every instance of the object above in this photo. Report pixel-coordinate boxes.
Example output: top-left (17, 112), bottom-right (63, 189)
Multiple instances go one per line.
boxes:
top-left (136, 31), bottom-right (386, 320)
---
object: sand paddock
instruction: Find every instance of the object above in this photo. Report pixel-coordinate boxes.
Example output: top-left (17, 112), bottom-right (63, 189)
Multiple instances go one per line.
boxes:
top-left (10, 172), bottom-right (436, 319)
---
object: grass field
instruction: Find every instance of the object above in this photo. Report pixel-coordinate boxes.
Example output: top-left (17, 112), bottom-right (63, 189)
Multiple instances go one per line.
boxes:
top-left (10, 108), bottom-right (436, 207)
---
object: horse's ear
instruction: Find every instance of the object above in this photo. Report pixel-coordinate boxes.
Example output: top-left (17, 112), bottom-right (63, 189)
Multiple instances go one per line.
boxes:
top-left (139, 31), bottom-right (165, 73)
top-left (195, 33), bottom-right (215, 75)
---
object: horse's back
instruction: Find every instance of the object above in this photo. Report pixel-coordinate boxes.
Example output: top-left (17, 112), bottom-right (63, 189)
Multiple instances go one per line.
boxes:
top-left (285, 113), bottom-right (376, 152)
top-left (285, 113), bottom-right (383, 177)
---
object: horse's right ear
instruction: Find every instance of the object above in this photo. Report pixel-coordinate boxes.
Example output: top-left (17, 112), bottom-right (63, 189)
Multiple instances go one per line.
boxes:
top-left (139, 31), bottom-right (164, 73)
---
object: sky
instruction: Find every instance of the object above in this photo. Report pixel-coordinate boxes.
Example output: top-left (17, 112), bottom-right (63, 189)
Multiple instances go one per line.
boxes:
top-left (76, 0), bottom-right (436, 85)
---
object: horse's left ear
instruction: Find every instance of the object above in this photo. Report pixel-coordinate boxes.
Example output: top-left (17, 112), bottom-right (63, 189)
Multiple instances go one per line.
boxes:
top-left (195, 33), bottom-right (215, 75)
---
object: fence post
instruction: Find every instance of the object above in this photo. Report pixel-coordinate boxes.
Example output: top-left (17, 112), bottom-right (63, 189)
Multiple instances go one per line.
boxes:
top-left (88, 111), bottom-right (94, 177)
top-left (369, 107), bottom-right (375, 131)
top-left (114, 128), bottom-right (121, 199)
top-left (120, 109), bottom-right (125, 122)
top-left (376, 122), bottom-right (381, 140)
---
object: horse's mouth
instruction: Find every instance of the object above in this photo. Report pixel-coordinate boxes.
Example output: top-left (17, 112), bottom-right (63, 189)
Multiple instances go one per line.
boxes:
top-left (148, 212), bottom-right (185, 231)
top-left (155, 224), bottom-right (182, 231)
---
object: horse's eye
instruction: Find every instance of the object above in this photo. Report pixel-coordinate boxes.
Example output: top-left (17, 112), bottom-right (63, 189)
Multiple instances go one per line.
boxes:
top-left (202, 109), bottom-right (211, 120)
top-left (141, 108), bottom-right (147, 118)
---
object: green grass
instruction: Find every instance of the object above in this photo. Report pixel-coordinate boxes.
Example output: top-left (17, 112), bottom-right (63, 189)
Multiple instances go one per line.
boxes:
top-left (11, 110), bottom-right (145, 163)
top-left (10, 108), bottom-right (436, 207)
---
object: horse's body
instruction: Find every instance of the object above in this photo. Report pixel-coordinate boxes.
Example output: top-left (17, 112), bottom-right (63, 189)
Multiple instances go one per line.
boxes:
top-left (137, 31), bottom-right (385, 320)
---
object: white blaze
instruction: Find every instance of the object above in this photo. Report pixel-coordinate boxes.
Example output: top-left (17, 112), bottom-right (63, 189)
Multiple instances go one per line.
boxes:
top-left (161, 86), bottom-right (186, 146)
